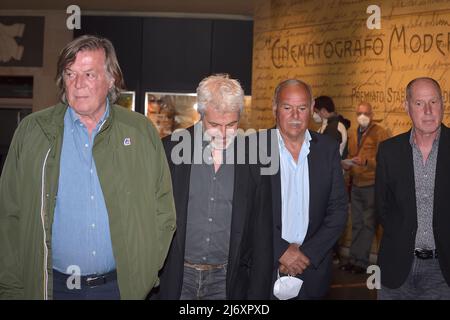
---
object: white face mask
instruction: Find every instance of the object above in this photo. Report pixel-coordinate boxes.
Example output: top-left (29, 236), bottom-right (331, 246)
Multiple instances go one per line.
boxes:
top-left (357, 114), bottom-right (371, 128)
top-left (273, 270), bottom-right (303, 300)
top-left (312, 112), bottom-right (322, 124)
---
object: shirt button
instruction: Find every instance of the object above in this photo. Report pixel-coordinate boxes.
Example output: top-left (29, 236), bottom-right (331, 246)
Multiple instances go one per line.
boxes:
top-left (208, 218), bottom-right (212, 222)
top-left (90, 169), bottom-right (93, 174)
top-left (85, 143), bottom-right (89, 148)
top-left (202, 257), bottom-right (207, 261)
top-left (208, 157), bottom-right (212, 161)
top-left (91, 195), bottom-right (94, 200)
top-left (213, 177), bottom-right (216, 181)
top-left (91, 223), bottom-right (95, 228)
top-left (92, 251), bottom-right (96, 256)
top-left (210, 197), bottom-right (214, 201)
top-left (206, 238), bottom-right (210, 242)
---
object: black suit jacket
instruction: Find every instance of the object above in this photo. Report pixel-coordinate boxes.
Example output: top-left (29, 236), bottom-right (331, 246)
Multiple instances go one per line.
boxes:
top-left (155, 125), bottom-right (273, 299)
top-left (376, 124), bottom-right (450, 288)
top-left (262, 128), bottom-right (348, 299)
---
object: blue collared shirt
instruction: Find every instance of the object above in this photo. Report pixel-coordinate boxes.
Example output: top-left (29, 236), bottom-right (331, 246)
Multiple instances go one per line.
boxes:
top-left (52, 101), bottom-right (116, 276)
top-left (277, 129), bottom-right (311, 245)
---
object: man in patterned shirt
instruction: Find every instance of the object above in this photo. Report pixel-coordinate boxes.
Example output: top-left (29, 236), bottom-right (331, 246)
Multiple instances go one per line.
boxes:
top-left (376, 77), bottom-right (450, 299)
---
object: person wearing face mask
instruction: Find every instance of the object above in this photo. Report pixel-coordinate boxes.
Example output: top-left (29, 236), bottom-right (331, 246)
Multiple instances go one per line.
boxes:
top-left (340, 102), bottom-right (389, 274)
top-left (313, 96), bottom-right (351, 266)
top-left (313, 96), bottom-right (351, 160)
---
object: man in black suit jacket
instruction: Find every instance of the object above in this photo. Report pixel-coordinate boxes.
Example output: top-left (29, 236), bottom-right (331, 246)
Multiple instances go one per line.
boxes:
top-left (376, 77), bottom-right (450, 299)
top-left (154, 74), bottom-right (273, 300)
top-left (263, 79), bottom-right (348, 299)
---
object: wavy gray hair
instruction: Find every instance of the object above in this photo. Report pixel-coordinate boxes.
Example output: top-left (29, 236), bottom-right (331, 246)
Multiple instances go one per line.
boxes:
top-left (55, 35), bottom-right (125, 104)
top-left (196, 74), bottom-right (244, 117)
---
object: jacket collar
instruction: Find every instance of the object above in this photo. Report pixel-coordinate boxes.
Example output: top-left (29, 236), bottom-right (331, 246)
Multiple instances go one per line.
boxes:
top-left (35, 102), bottom-right (68, 142)
top-left (35, 102), bottom-right (115, 142)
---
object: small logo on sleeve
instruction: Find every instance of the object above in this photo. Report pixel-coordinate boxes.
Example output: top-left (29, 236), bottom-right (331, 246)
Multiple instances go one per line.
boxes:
top-left (123, 138), bottom-right (131, 146)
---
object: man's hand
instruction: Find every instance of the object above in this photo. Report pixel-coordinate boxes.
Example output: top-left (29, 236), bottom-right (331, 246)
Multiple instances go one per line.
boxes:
top-left (279, 243), bottom-right (310, 276)
top-left (351, 156), bottom-right (365, 166)
top-left (341, 159), bottom-right (352, 170)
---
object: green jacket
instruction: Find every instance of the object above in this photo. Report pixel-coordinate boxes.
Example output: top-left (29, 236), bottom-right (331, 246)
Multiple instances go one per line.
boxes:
top-left (0, 103), bottom-right (176, 299)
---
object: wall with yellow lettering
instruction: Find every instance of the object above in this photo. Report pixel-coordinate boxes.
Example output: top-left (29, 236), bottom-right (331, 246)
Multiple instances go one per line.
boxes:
top-left (250, 0), bottom-right (450, 136)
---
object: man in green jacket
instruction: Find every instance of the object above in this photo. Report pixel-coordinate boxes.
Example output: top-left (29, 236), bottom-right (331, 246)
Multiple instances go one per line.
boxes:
top-left (0, 35), bottom-right (176, 300)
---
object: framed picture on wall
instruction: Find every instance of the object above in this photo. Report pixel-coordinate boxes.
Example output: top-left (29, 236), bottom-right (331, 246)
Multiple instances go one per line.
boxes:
top-left (116, 91), bottom-right (135, 111)
top-left (144, 92), bottom-right (199, 138)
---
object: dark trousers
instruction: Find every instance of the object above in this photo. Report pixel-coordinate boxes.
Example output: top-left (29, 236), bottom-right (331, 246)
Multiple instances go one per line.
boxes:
top-left (52, 269), bottom-right (121, 300)
top-left (350, 185), bottom-right (376, 268)
top-left (378, 257), bottom-right (450, 300)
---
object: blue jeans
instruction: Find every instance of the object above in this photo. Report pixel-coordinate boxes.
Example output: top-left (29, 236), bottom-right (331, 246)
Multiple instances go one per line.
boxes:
top-left (180, 264), bottom-right (227, 300)
top-left (378, 257), bottom-right (450, 300)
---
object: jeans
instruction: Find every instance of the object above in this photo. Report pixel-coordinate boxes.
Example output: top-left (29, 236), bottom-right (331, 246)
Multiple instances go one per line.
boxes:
top-left (180, 264), bottom-right (227, 300)
top-left (378, 257), bottom-right (450, 300)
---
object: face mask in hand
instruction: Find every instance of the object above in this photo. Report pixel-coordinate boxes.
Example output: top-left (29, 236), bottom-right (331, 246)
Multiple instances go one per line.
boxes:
top-left (273, 270), bottom-right (303, 300)
top-left (312, 112), bottom-right (322, 124)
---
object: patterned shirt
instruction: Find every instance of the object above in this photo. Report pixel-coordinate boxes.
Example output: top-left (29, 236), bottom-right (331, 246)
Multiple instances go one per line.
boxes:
top-left (410, 128), bottom-right (440, 250)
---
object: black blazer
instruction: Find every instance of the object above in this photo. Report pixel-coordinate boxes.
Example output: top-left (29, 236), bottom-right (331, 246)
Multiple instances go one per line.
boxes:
top-left (376, 124), bottom-right (450, 288)
top-left (262, 128), bottom-right (348, 299)
top-left (155, 125), bottom-right (273, 299)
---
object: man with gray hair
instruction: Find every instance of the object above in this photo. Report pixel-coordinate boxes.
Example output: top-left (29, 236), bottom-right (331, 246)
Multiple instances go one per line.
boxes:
top-left (155, 74), bottom-right (273, 300)
top-left (260, 79), bottom-right (347, 299)
top-left (376, 77), bottom-right (450, 299)
top-left (0, 35), bottom-right (176, 299)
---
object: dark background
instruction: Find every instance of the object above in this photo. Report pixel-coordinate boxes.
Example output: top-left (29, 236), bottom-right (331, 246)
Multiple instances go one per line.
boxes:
top-left (74, 16), bottom-right (253, 114)
top-left (0, 16), bottom-right (253, 173)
